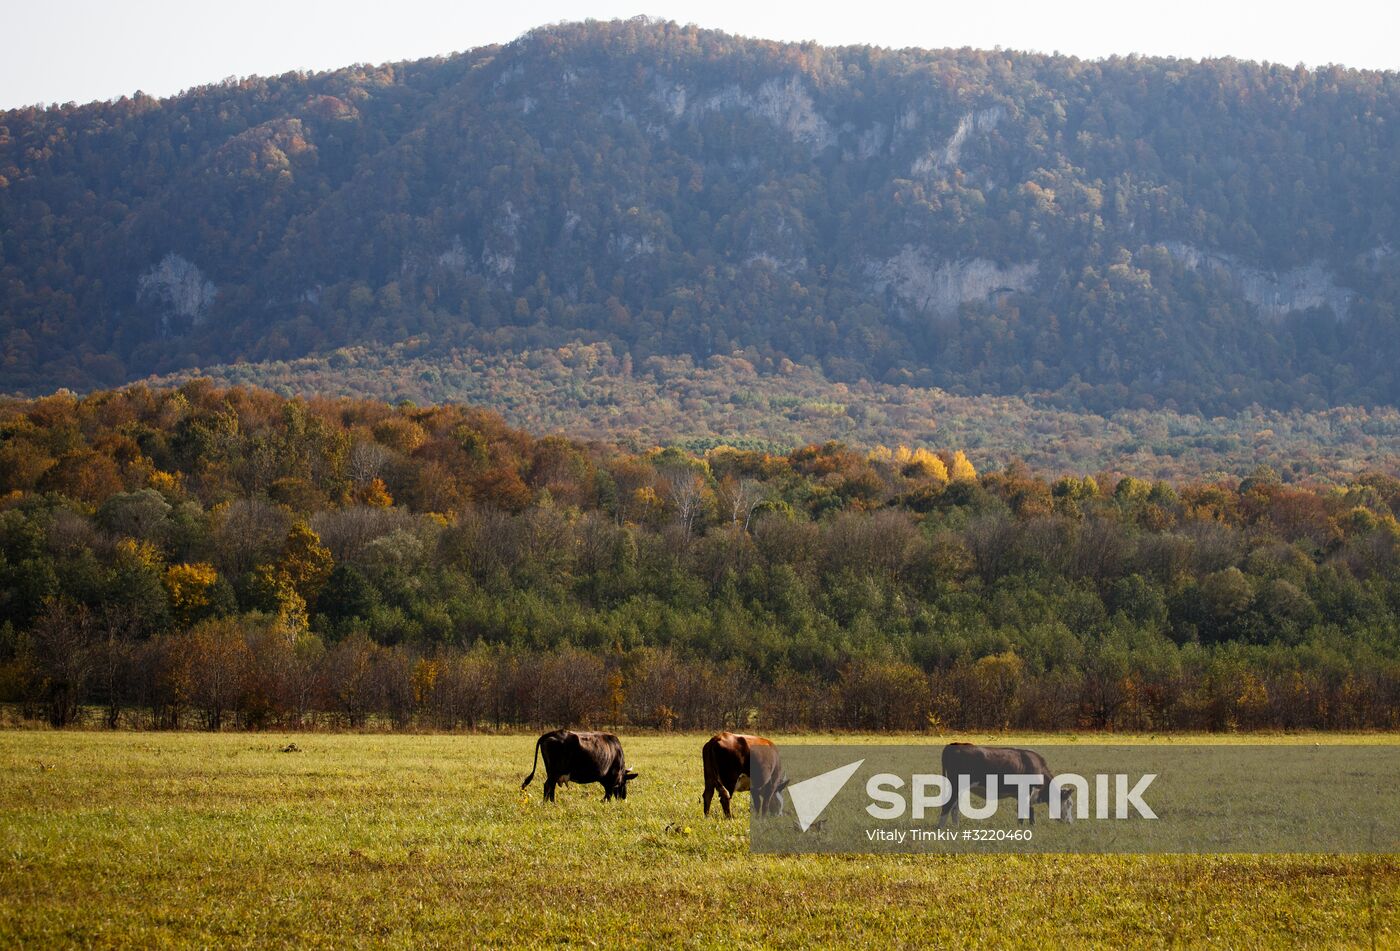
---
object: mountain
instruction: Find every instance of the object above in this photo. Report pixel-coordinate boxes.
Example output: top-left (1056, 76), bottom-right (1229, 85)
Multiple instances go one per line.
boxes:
top-left (3, 17), bottom-right (1400, 416)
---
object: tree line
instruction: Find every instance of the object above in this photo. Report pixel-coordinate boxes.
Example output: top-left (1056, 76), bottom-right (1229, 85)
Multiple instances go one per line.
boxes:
top-left (14, 622), bottom-right (1393, 734)
top-left (2, 382), bottom-right (1399, 731)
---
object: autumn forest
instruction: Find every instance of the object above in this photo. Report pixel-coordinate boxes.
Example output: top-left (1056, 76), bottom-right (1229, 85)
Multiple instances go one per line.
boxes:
top-left (1, 382), bottom-right (1397, 733)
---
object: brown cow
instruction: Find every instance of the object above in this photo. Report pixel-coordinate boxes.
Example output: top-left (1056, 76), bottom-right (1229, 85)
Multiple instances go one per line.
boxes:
top-left (702, 732), bottom-right (787, 818)
top-left (937, 741), bottom-right (1074, 827)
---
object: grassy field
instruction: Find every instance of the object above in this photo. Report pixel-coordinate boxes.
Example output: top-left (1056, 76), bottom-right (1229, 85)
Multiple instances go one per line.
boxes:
top-left (0, 731), bottom-right (1396, 949)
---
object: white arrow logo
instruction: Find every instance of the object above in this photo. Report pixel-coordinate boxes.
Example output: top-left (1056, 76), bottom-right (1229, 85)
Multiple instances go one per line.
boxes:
top-left (785, 759), bottom-right (865, 832)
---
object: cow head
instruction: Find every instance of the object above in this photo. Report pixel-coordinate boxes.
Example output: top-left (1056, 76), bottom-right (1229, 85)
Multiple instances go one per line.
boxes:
top-left (753, 775), bottom-right (788, 817)
top-left (615, 768), bottom-right (639, 799)
top-left (1038, 776), bottom-right (1076, 822)
top-left (768, 776), bottom-right (790, 816)
top-left (1056, 785), bottom-right (1075, 823)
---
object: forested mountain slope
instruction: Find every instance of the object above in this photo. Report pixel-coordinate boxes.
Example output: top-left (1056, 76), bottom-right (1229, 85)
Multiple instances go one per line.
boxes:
top-left (150, 341), bottom-right (1400, 481)
top-left (3, 18), bottom-right (1399, 413)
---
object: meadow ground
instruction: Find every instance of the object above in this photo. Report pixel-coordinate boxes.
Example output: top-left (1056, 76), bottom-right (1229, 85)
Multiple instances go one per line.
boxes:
top-left (0, 731), bottom-right (1395, 949)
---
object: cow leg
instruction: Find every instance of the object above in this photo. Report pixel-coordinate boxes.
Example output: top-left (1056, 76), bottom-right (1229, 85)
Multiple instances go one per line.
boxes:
top-left (703, 781), bottom-right (716, 817)
top-left (753, 779), bottom-right (775, 817)
top-left (716, 781), bottom-right (733, 819)
top-left (543, 777), bottom-right (557, 802)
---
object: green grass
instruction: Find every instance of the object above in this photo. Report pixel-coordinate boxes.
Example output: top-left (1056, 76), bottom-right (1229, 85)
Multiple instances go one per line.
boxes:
top-left (0, 731), bottom-right (1396, 948)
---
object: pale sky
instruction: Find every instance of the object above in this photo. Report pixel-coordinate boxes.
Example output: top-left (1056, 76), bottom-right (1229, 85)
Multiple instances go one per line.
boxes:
top-left (3, 1), bottom-right (1397, 110)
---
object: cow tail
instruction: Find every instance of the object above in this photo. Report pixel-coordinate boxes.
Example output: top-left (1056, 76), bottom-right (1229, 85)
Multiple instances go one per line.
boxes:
top-left (522, 736), bottom-right (543, 790)
top-left (700, 740), bottom-right (713, 802)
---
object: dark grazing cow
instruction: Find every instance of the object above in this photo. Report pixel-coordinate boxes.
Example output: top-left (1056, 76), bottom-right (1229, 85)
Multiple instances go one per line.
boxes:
top-left (702, 732), bottom-right (787, 818)
top-left (521, 730), bottom-right (638, 802)
top-left (937, 742), bottom-right (1075, 827)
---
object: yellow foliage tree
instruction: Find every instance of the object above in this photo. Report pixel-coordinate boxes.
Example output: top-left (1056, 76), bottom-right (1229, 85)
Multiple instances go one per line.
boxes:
top-left (251, 564), bottom-right (311, 634)
top-left (412, 658), bottom-right (440, 705)
top-left (277, 522), bottom-right (334, 603)
top-left (950, 450), bottom-right (978, 482)
top-left (359, 477), bottom-right (393, 508)
top-left (115, 537), bottom-right (163, 570)
top-left (631, 485), bottom-right (665, 522)
top-left (906, 447), bottom-right (949, 482)
top-left (148, 469), bottom-right (182, 496)
top-left (871, 445), bottom-right (948, 481)
top-left (165, 562), bottom-right (220, 628)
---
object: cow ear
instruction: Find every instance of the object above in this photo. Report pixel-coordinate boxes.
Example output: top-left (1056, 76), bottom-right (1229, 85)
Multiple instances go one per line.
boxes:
top-left (624, 769), bottom-right (639, 780)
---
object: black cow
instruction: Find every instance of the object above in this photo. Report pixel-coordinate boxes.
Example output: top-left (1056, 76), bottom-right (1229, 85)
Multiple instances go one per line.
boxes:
top-left (937, 742), bottom-right (1075, 827)
top-left (521, 730), bottom-right (638, 802)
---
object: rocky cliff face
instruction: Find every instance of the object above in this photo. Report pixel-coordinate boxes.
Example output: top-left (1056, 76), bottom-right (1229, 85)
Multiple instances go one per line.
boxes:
top-left (1163, 243), bottom-right (1353, 320)
top-left (481, 202), bottom-right (522, 279)
top-left (652, 76), bottom-right (836, 154)
top-left (869, 246), bottom-right (1039, 319)
top-left (912, 106), bottom-right (1006, 178)
top-left (138, 253), bottom-right (217, 333)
